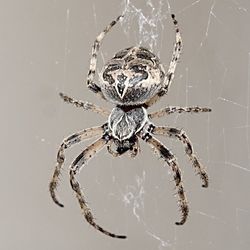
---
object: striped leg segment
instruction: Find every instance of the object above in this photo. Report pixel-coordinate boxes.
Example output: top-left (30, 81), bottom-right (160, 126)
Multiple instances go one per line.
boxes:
top-left (145, 14), bottom-right (183, 107)
top-left (149, 106), bottom-right (212, 119)
top-left (59, 92), bottom-right (110, 117)
top-left (69, 135), bottom-right (127, 239)
top-left (140, 134), bottom-right (189, 225)
top-left (87, 15), bottom-right (124, 96)
top-left (152, 126), bottom-right (209, 188)
top-left (49, 125), bottom-right (106, 207)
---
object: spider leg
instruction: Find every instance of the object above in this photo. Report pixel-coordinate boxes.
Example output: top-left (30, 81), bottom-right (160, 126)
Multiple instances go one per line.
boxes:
top-left (139, 133), bottom-right (188, 225)
top-left (152, 126), bottom-right (209, 188)
top-left (69, 135), bottom-right (126, 239)
top-left (59, 92), bottom-right (110, 117)
top-left (145, 14), bottom-right (182, 107)
top-left (49, 124), bottom-right (107, 207)
top-left (87, 15), bottom-right (124, 97)
top-left (149, 106), bottom-right (211, 119)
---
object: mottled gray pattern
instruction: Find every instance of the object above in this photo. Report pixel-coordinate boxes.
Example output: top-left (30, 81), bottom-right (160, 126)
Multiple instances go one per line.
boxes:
top-left (100, 47), bottom-right (165, 105)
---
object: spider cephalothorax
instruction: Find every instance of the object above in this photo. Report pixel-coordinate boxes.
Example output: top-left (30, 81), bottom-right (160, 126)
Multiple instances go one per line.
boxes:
top-left (108, 106), bottom-right (147, 140)
top-left (49, 14), bottom-right (211, 239)
top-left (100, 46), bottom-right (165, 105)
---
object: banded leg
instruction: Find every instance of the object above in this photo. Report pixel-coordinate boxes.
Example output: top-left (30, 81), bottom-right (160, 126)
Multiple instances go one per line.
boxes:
top-left (59, 92), bottom-right (110, 117)
top-left (149, 106), bottom-right (212, 119)
top-left (145, 14), bottom-right (182, 107)
top-left (140, 134), bottom-right (188, 225)
top-left (49, 125), bottom-right (106, 207)
top-left (152, 126), bottom-right (209, 188)
top-left (87, 15), bottom-right (124, 96)
top-left (69, 136), bottom-right (126, 239)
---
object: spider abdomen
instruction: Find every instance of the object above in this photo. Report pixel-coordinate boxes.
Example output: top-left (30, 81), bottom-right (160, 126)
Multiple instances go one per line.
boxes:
top-left (100, 47), bottom-right (165, 106)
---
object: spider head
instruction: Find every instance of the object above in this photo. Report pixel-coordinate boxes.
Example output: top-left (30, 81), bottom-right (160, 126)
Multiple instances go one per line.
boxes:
top-left (100, 47), bottom-right (165, 106)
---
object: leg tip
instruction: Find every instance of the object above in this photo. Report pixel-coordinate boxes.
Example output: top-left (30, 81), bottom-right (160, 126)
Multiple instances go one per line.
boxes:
top-left (59, 92), bottom-right (67, 101)
top-left (53, 199), bottom-right (64, 208)
top-left (119, 14), bottom-right (125, 20)
top-left (57, 202), bottom-right (64, 208)
top-left (175, 215), bottom-right (187, 225)
top-left (117, 235), bottom-right (127, 239)
top-left (171, 14), bottom-right (178, 25)
top-left (175, 221), bottom-right (184, 226)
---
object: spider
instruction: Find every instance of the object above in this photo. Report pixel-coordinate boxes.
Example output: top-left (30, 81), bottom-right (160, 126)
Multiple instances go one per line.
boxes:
top-left (49, 14), bottom-right (211, 239)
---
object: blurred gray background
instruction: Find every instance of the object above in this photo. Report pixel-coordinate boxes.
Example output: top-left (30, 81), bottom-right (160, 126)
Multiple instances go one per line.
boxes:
top-left (1, 0), bottom-right (250, 249)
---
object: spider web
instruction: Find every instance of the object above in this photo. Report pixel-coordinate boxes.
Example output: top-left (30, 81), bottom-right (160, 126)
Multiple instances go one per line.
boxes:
top-left (54, 1), bottom-right (250, 249)
top-left (2, 1), bottom-right (250, 250)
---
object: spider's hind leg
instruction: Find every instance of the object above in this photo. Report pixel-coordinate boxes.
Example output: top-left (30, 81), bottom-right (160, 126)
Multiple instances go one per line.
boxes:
top-left (140, 133), bottom-right (189, 225)
top-left (152, 126), bottom-right (209, 188)
top-left (49, 125), bottom-right (106, 207)
top-left (69, 135), bottom-right (126, 239)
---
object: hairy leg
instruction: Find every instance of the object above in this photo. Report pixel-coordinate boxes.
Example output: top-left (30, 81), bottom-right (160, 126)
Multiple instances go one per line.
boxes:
top-left (145, 14), bottom-right (182, 107)
top-left (149, 106), bottom-right (211, 119)
top-left (140, 133), bottom-right (189, 225)
top-left (69, 135), bottom-right (126, 239)
top-left (87, 15), bottom-right (124, 97)
top-left (49, 124), bottom-right (107, 207)
top-left (152, 126), bottom-right (209, 188)
top-left (59, 92), bottom-right (110, 117)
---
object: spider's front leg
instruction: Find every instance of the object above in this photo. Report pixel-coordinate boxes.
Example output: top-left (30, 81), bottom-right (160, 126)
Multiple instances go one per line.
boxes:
top-left (139, 132), bottom-right (189, 225)
top-left (69, 134), bottom-right (126, 239)
top-left (145, 14), bottom-right (182, 107)
top-left (49, 125), bottom-right (107, 207)
top-left (86, 15), bottom-right (123, 98)
top-left (152, 126), bottom-right (209, 188)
